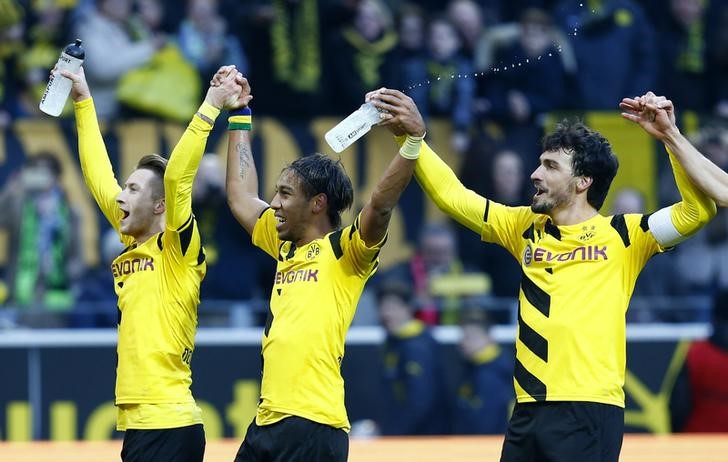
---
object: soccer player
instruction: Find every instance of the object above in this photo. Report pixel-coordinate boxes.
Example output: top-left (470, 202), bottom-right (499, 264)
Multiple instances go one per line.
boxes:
top-left (621, 91), bottom-right (728, 207)
top-left (373, 90), bottom-right (716, 461)
top-left (62, 65), bottom-right (245, 462)
top-left (222, 78), bottom-right (425, 461)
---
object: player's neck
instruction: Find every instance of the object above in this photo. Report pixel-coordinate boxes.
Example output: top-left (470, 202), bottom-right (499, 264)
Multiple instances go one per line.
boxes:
top-left (549, 204), bottom-right (598, 227)
top-left (295, 219), bottom-right (334, 247)
top-left (133, 220), bottom-right (165, 245)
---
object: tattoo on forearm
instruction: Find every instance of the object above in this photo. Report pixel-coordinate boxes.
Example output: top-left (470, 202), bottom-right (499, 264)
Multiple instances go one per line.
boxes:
top-left (237, 142), bottom-right (251, 178)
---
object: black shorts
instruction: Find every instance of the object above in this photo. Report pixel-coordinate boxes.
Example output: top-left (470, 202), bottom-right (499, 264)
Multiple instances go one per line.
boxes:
top-left (120, 424), bottom-right (205, 462)
top-left (234, 416), bottom-right (349, 462)
top-left (500, 401), bottom-right (624, 462)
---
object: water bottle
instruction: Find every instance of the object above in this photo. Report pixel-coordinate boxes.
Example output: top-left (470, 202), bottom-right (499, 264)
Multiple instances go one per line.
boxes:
top-left (39, 39), bottom-right (85, 117)
top-left (325, 102), bottom-right (382, 153)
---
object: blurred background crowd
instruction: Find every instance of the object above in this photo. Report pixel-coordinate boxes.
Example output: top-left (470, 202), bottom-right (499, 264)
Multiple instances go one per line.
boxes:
top-left (1, 0), bottom-right (728, 329)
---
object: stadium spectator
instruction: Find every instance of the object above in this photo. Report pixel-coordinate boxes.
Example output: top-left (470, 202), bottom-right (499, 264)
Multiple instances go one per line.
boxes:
top-left (74, 0), bottom-right (165, 119)
top-left (0, 152), bottom-right (84, 311)
top-left (458, 147), bottom-right (529, 305)
top-left (177, 0), bottom-right (249, 94)
top-left (669, 290), bottom-right (728, 432)
top-left (392, 86), bottom-right (715, 460)
top-left (15, 1), bottom-right (73, 117)
top-left (328, 0), bottom-right (398, 115)
top-left (482, 8), bottom-right (569, 128)
top-left (63, 63), bottom-right (243, 461)
top-left (72, 226), bottom-right (125, 327)
top-left (380, 222), bottom-right (485, 325)
top-left (376, 279), bottom-right (449, 435)
top-left (223, 79), bottom-right (424, 460)
top-left (554, 0), bottom-right (657, 109)
top-left (404, 16), bottom-right (475, 154)
top-left (655, 0), bottom-right (710, 112)
top-left (452, 306), bottom-right (513, 434)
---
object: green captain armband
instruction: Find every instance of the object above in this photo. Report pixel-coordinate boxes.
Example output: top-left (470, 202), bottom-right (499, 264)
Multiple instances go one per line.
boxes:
top-left (228, 107), bottom-right (252, 130)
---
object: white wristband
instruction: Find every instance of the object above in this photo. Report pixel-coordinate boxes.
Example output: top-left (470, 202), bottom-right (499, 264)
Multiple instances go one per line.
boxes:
top-left (399, 133), bottom-right (425, 160)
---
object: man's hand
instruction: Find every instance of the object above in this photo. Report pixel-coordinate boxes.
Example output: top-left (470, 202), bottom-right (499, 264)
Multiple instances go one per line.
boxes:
top-left (209, 66), bottom-right (252, 109)
top-left (366, 88), bottom-right (425, 137)
top-left (205, 65), bottom-right (245, 109)
top-left (620, 91), bottom-right (679, 141)
top-left (59, 66), bottom-right (91, 102)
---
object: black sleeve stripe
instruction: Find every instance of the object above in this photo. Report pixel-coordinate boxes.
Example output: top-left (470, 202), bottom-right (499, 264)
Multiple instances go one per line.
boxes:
top-left (329, 229), bottom-right (344, 260)
top-left (178, 218), bottom-right (195, 255)
top-left (258, 207), bottom-right (270, 219)
top-left (484, 199), bottom-right (491, 222)
top-left (285, 243), bottom-right (297, 260)
top-left (176, 213), bottom-right (193, 232)
top-left (197, 247), bottom-right (206, 265)
top-left (156, 232), bottom-right (164, 251)
top-left (640, 213), bottom-right (651, 232)
top-left (521, 223), bottom-right (535, 242)
top-left (544, 220), bottom-right (561, 240)
top-left (370, 249), bottom-right (381, 263)
top-left (610, 214), bottom-right (631, 248)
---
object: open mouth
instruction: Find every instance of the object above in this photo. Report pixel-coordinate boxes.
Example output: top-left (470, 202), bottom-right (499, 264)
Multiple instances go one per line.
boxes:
top-left (534, 186), bottom-right (546, 198)
top-left (121, 210), bottom-right (130, 221)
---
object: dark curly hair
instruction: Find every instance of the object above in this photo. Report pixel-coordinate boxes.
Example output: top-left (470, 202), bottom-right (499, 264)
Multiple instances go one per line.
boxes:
top-left (542, 119), bottom-right (619, 211)
top-left (286, 153), bottom-right (354, 229)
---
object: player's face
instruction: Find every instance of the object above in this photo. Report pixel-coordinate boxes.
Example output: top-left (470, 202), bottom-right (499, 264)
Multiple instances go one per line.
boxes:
top-left (116, 168), bottom-right (162, 240)
top-left (530, 149), bottom-right (577, 214)
top-left (270, 169), bottom-right (313, 242)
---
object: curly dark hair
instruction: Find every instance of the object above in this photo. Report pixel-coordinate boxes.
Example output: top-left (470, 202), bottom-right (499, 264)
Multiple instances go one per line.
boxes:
top-left (542, 119), bottom-right (619, 211)
top-left (286, 153), bottom-right (354, 229)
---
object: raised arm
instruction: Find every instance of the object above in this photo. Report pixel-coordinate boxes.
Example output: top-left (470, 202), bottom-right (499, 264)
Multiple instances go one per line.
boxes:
top-left (223, 73), bottom-right (267, 235)
top-left (360, 89), bottom-right (423, 247)
top-left (622, 95), bottom-right (728, 208)
top-left (164, 66), bottom-right (241, 229)
top-left (620, 92), bottom-right (717, 245)
top-left (63, 67), bottom-right (124, 233)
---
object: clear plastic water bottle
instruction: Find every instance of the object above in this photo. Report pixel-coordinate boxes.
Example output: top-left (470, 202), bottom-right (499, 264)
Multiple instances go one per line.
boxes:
top-left (325, 102), bottom-right (382, 153)
top-left (39, 39), bottom-right (85, 117)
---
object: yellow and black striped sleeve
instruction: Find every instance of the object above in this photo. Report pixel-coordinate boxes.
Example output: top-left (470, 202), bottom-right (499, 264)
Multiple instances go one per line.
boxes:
top-left (330, 212), bottom-right (386, 277)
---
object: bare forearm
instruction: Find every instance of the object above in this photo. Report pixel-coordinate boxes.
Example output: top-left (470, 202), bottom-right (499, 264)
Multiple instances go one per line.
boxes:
top-left (225, 130), bottom-right (266, 233)
top-left (361, 155), bottom-right (415, 246)
top-left (664, 130), bottom-right (728, 207)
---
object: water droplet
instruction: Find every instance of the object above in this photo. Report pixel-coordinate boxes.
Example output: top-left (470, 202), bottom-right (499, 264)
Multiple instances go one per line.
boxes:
top-left (518, 62), bottom-right (522, 66)
top-left (437, 76), bottom-right (441, 81)
top-left (525, 59), bottom-right (529, 63)
top-left (548, 53), bottom-right (552, 57)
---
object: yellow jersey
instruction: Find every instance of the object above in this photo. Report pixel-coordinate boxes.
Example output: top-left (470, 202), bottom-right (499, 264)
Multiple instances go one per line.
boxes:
top-left (75, 98), bottom-right (218, 429)
top-left (412, 139), bottom-right (713, 408)
top-left (252, 208), bottom-right (384, 430)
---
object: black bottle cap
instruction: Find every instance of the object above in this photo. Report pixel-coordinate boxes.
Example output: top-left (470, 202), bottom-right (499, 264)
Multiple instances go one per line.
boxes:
top-left (64, 39), bottom-right (85, 60)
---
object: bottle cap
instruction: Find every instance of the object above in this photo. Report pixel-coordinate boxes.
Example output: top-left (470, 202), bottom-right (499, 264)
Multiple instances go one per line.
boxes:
top-left (64, 39), bottom-right (85, 60)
